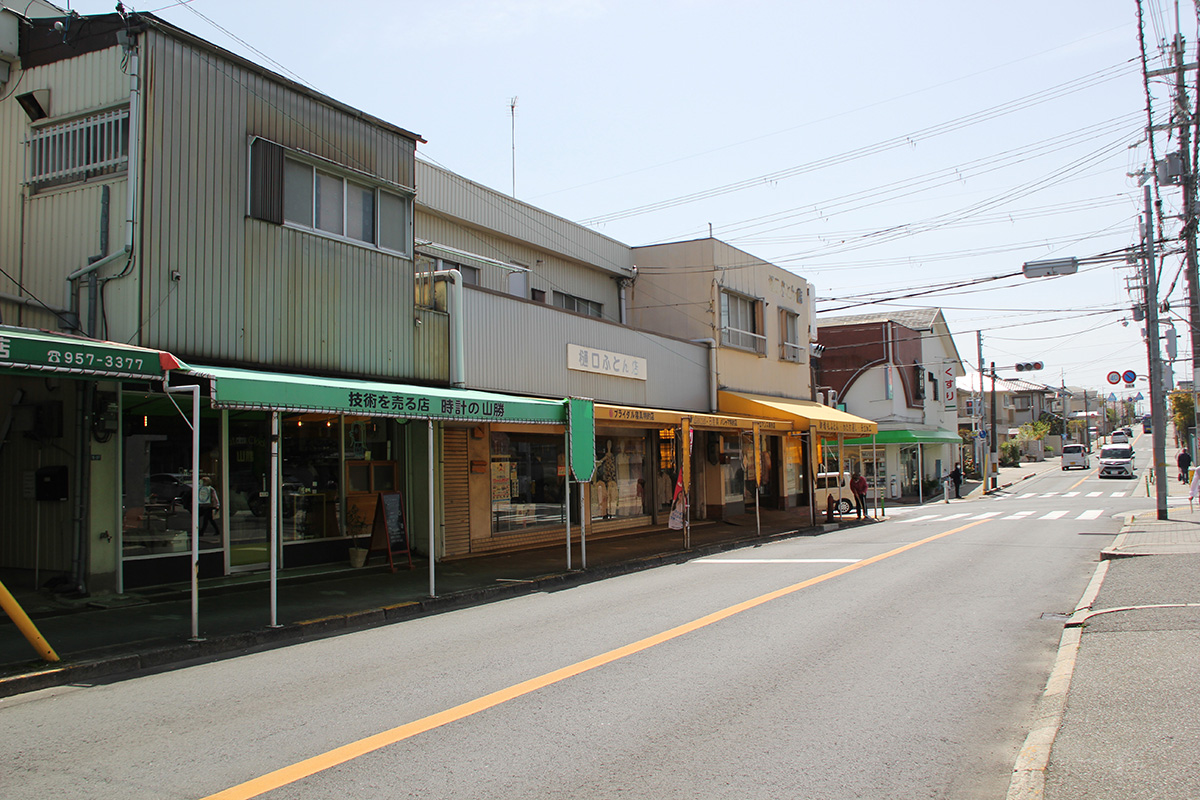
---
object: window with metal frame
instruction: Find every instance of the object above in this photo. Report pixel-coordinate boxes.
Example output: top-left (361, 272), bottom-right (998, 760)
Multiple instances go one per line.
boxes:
top-left (553, 291), bottom-right (603, 318)
top-left (250, 139), bottom-right (413, 257)
top-left (779, 308), bottom-right (802, 362)
top-left (23, 106), bottom-right (130, 188)
top-left (720, 290), bottom-right (765, 354)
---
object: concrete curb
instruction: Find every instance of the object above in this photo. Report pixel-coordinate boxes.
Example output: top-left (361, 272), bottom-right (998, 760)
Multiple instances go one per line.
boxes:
top-left (0, 524), bottom-right (827, 699)
top-left (1005, 504), bottom-right (1140, 798)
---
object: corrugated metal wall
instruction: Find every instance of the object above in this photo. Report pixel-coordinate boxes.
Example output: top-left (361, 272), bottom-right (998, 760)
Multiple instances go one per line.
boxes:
top-left (416, 210), bottom-right (623, 313)
top-left (416, 161), bottom-right (632, 277)
top-left (136, 31), bottom-right (419, 379)
top-left (462, 287), bottom-right (710, 410)
top-left (0, 48), bottom-right (132, 332)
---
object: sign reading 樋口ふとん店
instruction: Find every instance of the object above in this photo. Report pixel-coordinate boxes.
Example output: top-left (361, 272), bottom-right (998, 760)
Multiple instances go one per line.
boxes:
top-left (567, 344), bottom-right (647, 381)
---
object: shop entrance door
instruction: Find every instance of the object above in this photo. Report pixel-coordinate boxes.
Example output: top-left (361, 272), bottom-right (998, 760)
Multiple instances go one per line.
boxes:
top-left (228, 414), bottom-right (272, 571)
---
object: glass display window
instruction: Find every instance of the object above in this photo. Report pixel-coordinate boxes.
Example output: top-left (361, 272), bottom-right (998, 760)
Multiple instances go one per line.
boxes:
top-left (490, 430), bottom-right (564, 533)
top-left (121, 394), bottom-right (223, 558)
top-left (591, 434), bottom-right (648, 521)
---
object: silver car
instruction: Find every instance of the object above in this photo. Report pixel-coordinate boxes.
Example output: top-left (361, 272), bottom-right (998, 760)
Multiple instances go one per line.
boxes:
top-left (1098, 444), bottom-right (1135, 479)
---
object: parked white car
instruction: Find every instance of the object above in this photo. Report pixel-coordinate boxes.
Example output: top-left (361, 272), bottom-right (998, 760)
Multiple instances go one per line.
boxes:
top-left (1061, 444), bottom-right (1090, 470)
top-left (1098, 444), bottom-right (1135, 479)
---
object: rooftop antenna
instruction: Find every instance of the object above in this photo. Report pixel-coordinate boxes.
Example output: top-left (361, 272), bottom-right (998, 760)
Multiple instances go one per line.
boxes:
top-left (509, 96), bottom-right (518, 198)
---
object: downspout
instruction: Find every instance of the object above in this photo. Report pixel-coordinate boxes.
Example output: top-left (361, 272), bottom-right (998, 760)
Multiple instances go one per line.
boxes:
top-left (63, 30), bottom-right (140, 331)
top-left (432, 269), bottom-right (464, 388)
top-left (690, 338), bottom-right (718, 412)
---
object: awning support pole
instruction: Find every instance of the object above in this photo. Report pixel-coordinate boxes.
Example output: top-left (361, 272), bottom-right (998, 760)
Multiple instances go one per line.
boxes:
top-left (564, 426), bottom-right (572, 570)
top-left (918, 444), bottom-right (924, 504)
top-left (872, 436), bottom-right (879, 518)
top-left (166, 384), bottom-right (202, 641)
top-left (268, 411), bottom-right (280, 628)
top-left (579, 484), bottom-right (588, 570)
top-left (428, 420), bottom-right (436, 598)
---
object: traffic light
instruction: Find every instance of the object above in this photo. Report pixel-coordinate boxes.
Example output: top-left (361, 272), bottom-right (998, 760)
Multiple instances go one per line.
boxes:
top-left (1014, 361), bottom-right (1044, 372)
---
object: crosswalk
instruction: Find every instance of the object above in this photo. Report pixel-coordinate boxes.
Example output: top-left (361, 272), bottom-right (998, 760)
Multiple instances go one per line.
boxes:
top-left (889, 507), bottom-right (1108, 523)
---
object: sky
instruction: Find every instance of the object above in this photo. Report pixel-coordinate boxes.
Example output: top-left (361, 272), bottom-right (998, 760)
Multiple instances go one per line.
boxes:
top-left (57, 0), bottom-right (1197, 401)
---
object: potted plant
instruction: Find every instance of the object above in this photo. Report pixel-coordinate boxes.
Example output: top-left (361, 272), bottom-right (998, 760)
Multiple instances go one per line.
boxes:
top-left (346, 502), bottom-right (370, 567)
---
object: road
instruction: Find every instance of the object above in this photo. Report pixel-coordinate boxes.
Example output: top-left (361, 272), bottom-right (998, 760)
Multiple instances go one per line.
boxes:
top-left (0, 443), bottom-right (1157, 799)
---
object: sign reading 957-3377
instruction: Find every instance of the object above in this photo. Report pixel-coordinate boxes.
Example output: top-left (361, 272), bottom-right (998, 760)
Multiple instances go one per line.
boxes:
top-left (0, 332), bottom-right (164, 380)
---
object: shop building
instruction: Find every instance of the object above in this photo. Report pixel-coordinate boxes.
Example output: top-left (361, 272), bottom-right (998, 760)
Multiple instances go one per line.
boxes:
top-left (0, 8), bottom-right (876, 606)
top-left (816, 309), bottom-right (964, 503)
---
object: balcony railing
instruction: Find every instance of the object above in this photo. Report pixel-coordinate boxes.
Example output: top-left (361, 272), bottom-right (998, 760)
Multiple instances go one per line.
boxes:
top-left (780, 341), bottom-right (803, 362)
top-left (721, 326), bottom-right (766, 355)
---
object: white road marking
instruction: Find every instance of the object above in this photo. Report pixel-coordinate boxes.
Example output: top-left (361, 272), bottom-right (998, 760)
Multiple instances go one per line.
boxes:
top-left (1063, 491), bottom-right (1080, 497)
top-left (1039, 492), bottom-right (1059, 498)
top-left (899, 514), bottom-right (942, 524)
top-left (1002, 511), bottom-right (1035, 519)
top-left (1018, 493), bottom-right (1038, 499)
top-left (1109, 492), bottom-right (1127, 498)
top-left (968, 511), bottom-right (1002, 520)
top-left (1039, 510), bottom-right (1069, 520)
top-left (939, 513), bottom-right (970, 520)
top-left (1076, 509), bottom-right (1104, 520)
top-left (1086, 492), bottom-right (1103, 497)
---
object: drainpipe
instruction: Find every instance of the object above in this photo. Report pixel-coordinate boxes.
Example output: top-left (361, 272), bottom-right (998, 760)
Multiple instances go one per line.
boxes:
top-left (63, 31), bottom-right (140, 332)
top-left (691, 338), bottom-right (718, 412)
top-left (432, 269), bottom-right (464, 388)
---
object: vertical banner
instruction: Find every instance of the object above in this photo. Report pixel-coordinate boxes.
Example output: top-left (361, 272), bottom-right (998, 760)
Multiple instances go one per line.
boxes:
top-left (752, 422), bottom-right (762, 487)
top-left (670, 419), bottom-right (692, 531)
top-left (942, 359), bottom-right (956, 411)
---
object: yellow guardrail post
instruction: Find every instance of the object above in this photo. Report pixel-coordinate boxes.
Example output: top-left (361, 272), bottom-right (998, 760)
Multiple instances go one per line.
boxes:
top-left (0, 579), bottom-right (59, 662)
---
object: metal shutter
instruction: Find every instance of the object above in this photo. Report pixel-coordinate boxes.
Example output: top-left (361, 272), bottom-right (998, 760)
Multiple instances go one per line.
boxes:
top-left (443, 428), bottom-right (471, 557)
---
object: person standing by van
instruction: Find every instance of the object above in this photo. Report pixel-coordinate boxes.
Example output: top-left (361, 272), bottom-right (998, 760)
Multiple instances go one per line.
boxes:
top-left (850, 472), bottom-right (868, 520)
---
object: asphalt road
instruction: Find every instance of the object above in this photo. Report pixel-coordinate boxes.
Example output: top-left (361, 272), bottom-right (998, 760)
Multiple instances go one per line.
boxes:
top-left (0, 454), bottom-right (1153, 800)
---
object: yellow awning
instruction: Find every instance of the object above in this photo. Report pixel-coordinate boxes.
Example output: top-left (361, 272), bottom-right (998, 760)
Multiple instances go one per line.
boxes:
top-left (593, 403), bottom-right (792, 432)
top-left (717, 391), bottom-right (878, 437)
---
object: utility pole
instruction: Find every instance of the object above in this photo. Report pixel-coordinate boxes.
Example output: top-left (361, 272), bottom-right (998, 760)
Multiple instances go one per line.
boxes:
top-left (989, 361), bottom-right (998, 492)
top-left (1171, 25), bottom-right (1200, 455)
top-left (976, 330), bottom-right (986, 481)
top-left (1144, 183), bottom-right (1169, 519)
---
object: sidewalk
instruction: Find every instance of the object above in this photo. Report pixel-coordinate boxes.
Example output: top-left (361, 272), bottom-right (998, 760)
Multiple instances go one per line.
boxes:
top-left (0, 458), bottom-right (1069, 698)
top-left (0, 507), bottom-right (844, 697)
top-left (1008, 466), bottom-right (1200, 800)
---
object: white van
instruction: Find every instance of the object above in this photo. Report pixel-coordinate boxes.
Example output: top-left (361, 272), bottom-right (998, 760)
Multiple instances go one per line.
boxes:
top-left (814, 472), bottom-right (853, 515)
top-left (1111, 430), bottom-right (1130, 445)
top-left (1061, 443), bottom-right (1090, 470)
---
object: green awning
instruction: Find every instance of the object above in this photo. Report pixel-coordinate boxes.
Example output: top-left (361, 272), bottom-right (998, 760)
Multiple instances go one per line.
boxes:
top-left (843, 429), bottom-right (962, 446)
top-left (182, 364), bottom-right (572, 425)
top-left (0, 326), bottom-right (182, 381)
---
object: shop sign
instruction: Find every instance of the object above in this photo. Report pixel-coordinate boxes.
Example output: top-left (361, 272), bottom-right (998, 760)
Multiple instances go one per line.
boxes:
top-left (0, 332), bottom-right (163, 380)
top-left (942, 360), bottom-right (956, 411)
top-left (347, 390), bottom-right (509, 419)
top-left (567, 344), bottom-right (648, 381)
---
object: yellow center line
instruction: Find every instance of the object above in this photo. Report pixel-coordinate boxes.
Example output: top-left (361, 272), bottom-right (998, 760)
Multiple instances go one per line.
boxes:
top-left (203, 520), bottom-right (988, 800)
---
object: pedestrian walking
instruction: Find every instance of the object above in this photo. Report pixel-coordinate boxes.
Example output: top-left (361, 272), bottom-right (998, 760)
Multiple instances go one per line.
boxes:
top-left (1178, 449), bottom-right (1193, 484)
top-left (1190, 466), bottom-right (1200, 512)
top-left (197, 476), bottom-right (221, 536)
top-left (850, 472), bottom-right (868, 520)
top-left (949, 463), bottom-right (963, 499)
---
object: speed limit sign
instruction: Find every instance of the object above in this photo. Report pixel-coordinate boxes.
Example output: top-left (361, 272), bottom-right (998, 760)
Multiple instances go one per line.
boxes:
top-left (1107, 371), bottom-right (1121, 385)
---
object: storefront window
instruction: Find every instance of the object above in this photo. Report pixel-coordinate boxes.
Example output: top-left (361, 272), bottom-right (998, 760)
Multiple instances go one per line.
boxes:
top-left (491, 431), bottom-right (564, 532)
top-left (721, 434), bottom-right (744, 502)
top-left (591, 434), bottom-right (648, 521)
top-left (121, 394), bottom-right (222, 558)
top-left (784, 435), bottom-right (804, 498)
top-left (281, 414), bottom-right (341, 541)
top-left (656, 428), bottom-right (677, 513)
